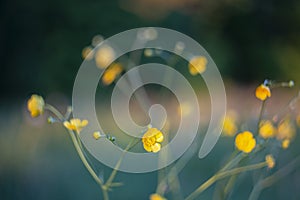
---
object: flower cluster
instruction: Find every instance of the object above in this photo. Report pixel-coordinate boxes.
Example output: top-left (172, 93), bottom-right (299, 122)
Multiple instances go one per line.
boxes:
top-left (27, 57), bottom-right (299, 200)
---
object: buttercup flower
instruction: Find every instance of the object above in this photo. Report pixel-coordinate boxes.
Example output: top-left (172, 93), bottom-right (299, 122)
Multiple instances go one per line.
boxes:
top-left (150, 193), bottom-right (166, 200)
top-left (259, 120), bottom-right (276, 139)
top-left (27, 94), bottom-right (45, 117)
top-left (276, 118), bottom-right (295, 140)
top-left (235, 131), bottom-right (256, 153)
top-left (102, 63), bottom-right (123, 85)
top-left (95, 45), bottom-right (115, 69)
top-left (265, 154), bottom-right (275, 169)
top-left (222, 111), bottom-right (238, 137)
top-left (255, 84), bottom-right (271, 101)
top-left (93, 131), bottom-right (102, 140)
top-left (142, 127), bottom-right (164, 153)
top-left (282, 139), bottom-right (290, 149)
top-left (63, 118), bottom-right (88, 133)
top-left (188, 56), bottom-right (207, 75)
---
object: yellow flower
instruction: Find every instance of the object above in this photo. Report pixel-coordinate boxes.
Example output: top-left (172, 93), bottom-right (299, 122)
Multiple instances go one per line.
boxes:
top-left (27, 94), bottom-right (45, 117)
top-left (296, 115), bottom-right (300, 127)
top-left (95, 45), bottom-right (115, 69)
top-left (93, 131), bottom-right (101, 140)
top-left (149, 193), bottom-right (166, 200)
top-left (82, 46), bottom-right (94, 60)
top-left (142, 128), bottom-right (164, 153)
top-left (255, 84), bottom-right (271, 101)
top-left (265, 154), bottom-right (275, 169)
top-left (188, 56), bottom-right (207, 75)
top-left (63, 118), bottom-right (88, 133)
top-left (276, 118), bottom-right (295, 140)
top-left (235, 131), bottom-right (256, 153)
top-left (259, 120), bottom-right (276, 139)
top-left (102, 63), bottom-right (123, 85)
top-left (282, 139), bottom-right (290, 149)
top-left (222, 111), bottom-right (238, 137)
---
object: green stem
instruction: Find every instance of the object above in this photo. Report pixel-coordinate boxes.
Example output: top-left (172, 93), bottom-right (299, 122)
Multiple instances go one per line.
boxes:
top-left (272, 91), bottom-right (300, 122)
top-left (167, 166), bottom-right (184, 200)
top-left (220, 151), bottom-right (244, 172)
top-left (185, 162), bottom-right (268, 200)
top-left (249, 155), bottom-right (300, 200)
top-left (256, 100), bottom-right (266, 135)
top-left (69, 130), bottom-right (109, 200)
top-left (105, 139), bottom-right (136, 188)
top-left (222, 174), bottom-right (237, 199)
top-left (45, 104), bottom-right (65, 121)
top-left (45, 104), bottom-right (108, 200)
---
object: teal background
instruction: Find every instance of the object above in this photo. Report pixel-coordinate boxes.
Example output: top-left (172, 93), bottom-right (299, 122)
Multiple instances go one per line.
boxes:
top-left (1, 0), bottom-right (300, 199)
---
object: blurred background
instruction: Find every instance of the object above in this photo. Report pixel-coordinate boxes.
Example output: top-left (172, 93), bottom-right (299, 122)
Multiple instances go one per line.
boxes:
top-left (1, 0), bottom-right (300, 199)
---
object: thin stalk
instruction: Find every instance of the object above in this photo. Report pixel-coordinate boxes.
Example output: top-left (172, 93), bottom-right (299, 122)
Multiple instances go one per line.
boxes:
top-left (249, 155), bottom-right (300, 200)
top-left (222, 174), bottom-right (237, 199)
top-left (156, 124), bottom-right (171, 196)
top-left (256, 100), bottom-right (266, 135)
top-left (105, 139), bottom-right (136, 187)
top-left (69, 130), bottom-right (108, 200)
top-left (219, 151), bottom-right (244, 172)
top-left (45, 105), bottom-right (108, 200)
top-left (45, 104), bottom-right (65, 121)
top-left (185, 162), bottom-right (268, 200)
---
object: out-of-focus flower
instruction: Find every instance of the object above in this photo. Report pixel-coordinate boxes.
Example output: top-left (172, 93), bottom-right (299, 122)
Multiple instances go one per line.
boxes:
top-left (27, 94), bottom-right (45, 117)
top-left (276, 118), bottom-right (295, 140)
top-left (188, 56), bottom-right (207, 75)
top-left (93, 131), bottom-right (102, 140)
top-left (149, 193), bottom-right (166, 200)
top-left (222, 111), bottom-right (238, 137)
top-left (255, 84), bottom-right (271, 101)
top-left (235, 131), bottom-right (256, 153)
top-left (296, 115), bottom-right (300, 127)
top-left (288, 80), bottom-right (294, 87)
top-left (139, 28), bottom-right (158, 41)
top-left (102, 63), bottom-right (123, 85)
top-left (63, 118), bottom-right (88, 133)
top-left (259, 120), bottom-right (276, 139)
top-left (282, 139), bottom-right (290, 149)
top-left (174, 41), bottom-right (185, 55)
top-left (265, 154), bottom-right (275, 169)
top-left (142, 128), bottom-right (164, 153)
top-left (177, 102), bottom-right (192, 117)
top-left (91, 35), bottom-right (104, 47)
top-left (95, 45), bottom-right (115, 69)
top-left (144, 49), bottom-right (154, 57)
top-left (82, 46), bottom-right (94, 60)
